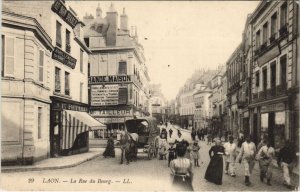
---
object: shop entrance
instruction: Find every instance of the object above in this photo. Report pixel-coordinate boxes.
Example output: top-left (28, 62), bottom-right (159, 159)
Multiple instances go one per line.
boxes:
top-left (253, 114), bottom-right (258, 144)
top-left (268, 112), bottom-right (275, 147)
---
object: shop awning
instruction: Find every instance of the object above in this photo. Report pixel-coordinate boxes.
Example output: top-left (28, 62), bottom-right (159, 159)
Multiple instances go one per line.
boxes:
top-left (62, 110), bottom-right (106, 150)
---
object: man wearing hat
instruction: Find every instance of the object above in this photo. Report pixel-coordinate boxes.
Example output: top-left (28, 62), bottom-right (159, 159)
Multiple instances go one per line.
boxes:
top-left (224, 135), bottom-right (237, 177)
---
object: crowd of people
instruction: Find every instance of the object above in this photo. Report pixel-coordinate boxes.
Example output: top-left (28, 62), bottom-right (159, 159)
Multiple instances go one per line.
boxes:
top-left (102, 122), bottom-right (298, 191)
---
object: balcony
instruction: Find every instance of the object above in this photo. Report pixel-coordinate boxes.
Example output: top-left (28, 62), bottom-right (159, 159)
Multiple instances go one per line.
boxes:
top-left (269, 33), bottom-right (277, 44)
top-left (260, 42), bottom-right (268, 52)
top-left (276, 83), bottom-right (287, 96)
top-left (279, 25), bottom-right (288, 37)
top-left (237, 100), bottom-right (247, 108)
top-left (267, 88), bottom-right (276, 98)
top-left (66, 44), bottom-right (71, 53)
top-left (258, 90), bottom-right (267, 100)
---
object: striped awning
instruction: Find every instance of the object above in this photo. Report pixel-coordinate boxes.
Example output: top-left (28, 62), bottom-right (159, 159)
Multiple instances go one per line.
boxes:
top-left (62, 110), bottom-right (106, 150)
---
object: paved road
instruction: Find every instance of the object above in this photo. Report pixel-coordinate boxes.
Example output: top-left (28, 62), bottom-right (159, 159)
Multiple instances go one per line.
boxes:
top-left (1, 124), bottom-right (298, 191)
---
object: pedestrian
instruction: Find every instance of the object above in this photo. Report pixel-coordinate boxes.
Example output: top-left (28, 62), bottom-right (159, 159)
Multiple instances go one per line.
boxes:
top-left (165, 122), bottom-right (168, 127)
top-left (236, 135), bottom-right (256, 186)
top-left (257, 134), bottom-right (268, 151)
top-left (154, 135), bottom-right (160, 158)
top-left (207, 133), bottom-right (212, 145)
top-left (277, 140), bottom-right (297, 189)
top-left (256, 139), bottom-right (275, 185)
top-left (237, 136), bottom-right (244, 148)
top-left (176, 132), bottom-right (183, 144)
top-left (168, 142), bottom-right (177, 167)
top-left (201, 130), bottom-right (205, 141)
top-left (197, 129), bottom-right (201, 141)
top-left (103, 133), bottom-right (115, 158)
top-left (190, 141), bottom-right (201, 167)
top-left (169, 128), bottom-right (173, 138)
top-left (191, 128), bottom-right (196, 141)
top-left (204, 139), bottom-right (225, 185)
top-left (177, 129), bottom-right (182, 137)
top-left (224, 135), bottom-right (237, 177)
top-left (159, 133), bottom-right (168, 160)
top-left (170, 143), bottom-right (194, 191)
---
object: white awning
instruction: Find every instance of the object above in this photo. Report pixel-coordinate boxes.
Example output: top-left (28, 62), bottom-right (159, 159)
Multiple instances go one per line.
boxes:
top-left (61, 110), bottom-right (106, 150)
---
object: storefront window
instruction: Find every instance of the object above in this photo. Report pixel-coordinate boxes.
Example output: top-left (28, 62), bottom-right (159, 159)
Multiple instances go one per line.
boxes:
top-left (274, 111), bottom-right (285, 149)
top-left (261, 113), bottom-right (269, 133)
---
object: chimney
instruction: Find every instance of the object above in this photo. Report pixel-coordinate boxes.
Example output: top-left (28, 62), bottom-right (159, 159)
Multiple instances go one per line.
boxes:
top-left (83, 13), bottom-right (94, 24)
top-left (106, 3), bottom-right (118, 46)
top-left (120, 8), bottom-right (128, 32)
top-left (96, 3), bottom-right (102, 18)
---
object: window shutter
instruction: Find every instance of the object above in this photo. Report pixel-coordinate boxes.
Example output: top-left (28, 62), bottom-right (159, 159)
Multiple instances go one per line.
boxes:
top-left (119, 62), bottom-right (127, 74)
top-left (39, 50), bottom-right (44, 82)
top-left (5, 37), bottom-right (14, 76)
top-left (119, 88), bottom-right (128, 104)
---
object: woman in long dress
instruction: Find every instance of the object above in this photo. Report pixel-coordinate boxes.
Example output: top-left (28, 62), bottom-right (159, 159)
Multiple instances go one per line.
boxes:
top-left (170, 143), bottom-right (194, 191)
top-left (204, 139), bottom-right (225, 185)
top-left (103, 134), bottom-right (115, 158)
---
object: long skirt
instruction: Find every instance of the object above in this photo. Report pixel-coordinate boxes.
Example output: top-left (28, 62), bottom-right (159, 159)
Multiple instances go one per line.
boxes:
top-left (204, 155), bottom-right (223, 185)
top-left (173, 175), bottom-right (193, 191)
top-left (103, 144), bottom-right (115, 157)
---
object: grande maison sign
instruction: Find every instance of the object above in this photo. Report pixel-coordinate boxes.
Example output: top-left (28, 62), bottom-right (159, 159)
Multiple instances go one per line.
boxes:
top-left (51, 0), bottom-right (79, 28)
top-left (52, 47), bottom-right (77, 69)
top-left (88, 75), bottom-right (132, 85)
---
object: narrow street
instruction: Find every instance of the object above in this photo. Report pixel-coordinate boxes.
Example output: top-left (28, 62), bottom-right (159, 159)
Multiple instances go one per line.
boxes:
top-left (2, 125), bottom-right (298, 191)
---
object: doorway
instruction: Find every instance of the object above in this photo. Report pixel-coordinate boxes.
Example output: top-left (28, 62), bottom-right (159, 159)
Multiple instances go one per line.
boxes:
top-left (268, 112), bottom-right (275, 147)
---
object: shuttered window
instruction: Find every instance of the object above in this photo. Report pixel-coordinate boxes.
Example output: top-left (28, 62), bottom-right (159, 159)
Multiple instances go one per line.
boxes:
top-left (39, 50), bottom-right (44, 82)
top-left (56, 21), bottom-right (62, 47)
top-left (80, 49), bottom-right (83, 72)
top-left (65, 72), bottom-right (70, 95)
top-left (2, 36), bottom-right (15, 77)
top-left (38, 107), bottom-right (42, 139)
top-left (55, 67), bottom-right (61, 93)
top-left (118, 62), bottom-right (127, 74)
top-left (119, 88), bottom-right (128, 104)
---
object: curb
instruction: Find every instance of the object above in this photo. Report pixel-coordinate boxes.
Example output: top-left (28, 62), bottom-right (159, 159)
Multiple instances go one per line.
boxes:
top-left (1, 153), bottom-right (101, 173)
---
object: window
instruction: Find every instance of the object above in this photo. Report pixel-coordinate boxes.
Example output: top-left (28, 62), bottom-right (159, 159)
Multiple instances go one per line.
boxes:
top-left (271, 13), bottom-right (277, 37)
top-left (65, 72), bottom-right (70, 95)
top-left (118, 61), bottom-right (127, 74)
top-left (56, 21), bottom-right (62, 47)
top-left (66, 29), bottom-right (71, 53)
top-left (262, 68), bottom-right (268, 91)
top-left (256, 30), bottom-right (261, 49)
top-left (80, 49), bottom-right (83, 73)
top-left (263, 22), bottom-right (269, 44)
top-left (2, 36), bottom-right (15, 77)
top-left (256, 71), bottom-right (260, 87)
top-left (280, 55), bottom-right (287, 86)
top-left (38, 107), bottom-right (42, 139)
top-left (80, 82), bottom-right (83, 102)
top-left (55, 67), bottom-right (61, 93)
top-left (270, 62), bottom-right (276, 88)
top-left (38, 50), bottom-right (44, 82)
top-left (84, 38), bottom-right (89, 47)
top-left (119, 88), bottom-right (128, 104)
top-left (280, 2), bottom-right (287, 28)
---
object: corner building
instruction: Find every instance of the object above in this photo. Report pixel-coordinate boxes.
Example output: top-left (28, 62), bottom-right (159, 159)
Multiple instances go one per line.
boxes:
top-left (83, 4), bottom-right (151, 138)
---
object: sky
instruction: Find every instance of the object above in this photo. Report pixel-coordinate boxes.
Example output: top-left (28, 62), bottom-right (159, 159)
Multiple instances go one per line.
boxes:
top-left (68, 1), bottom-right (260, 101)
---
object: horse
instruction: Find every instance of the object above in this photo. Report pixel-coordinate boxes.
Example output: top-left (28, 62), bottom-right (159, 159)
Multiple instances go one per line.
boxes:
top-left (119, 132), bottom-right (137, 164)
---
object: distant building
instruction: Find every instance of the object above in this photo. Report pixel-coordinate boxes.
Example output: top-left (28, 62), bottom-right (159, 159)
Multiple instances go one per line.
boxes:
top-left (149, 84), bottom-right (166, 123)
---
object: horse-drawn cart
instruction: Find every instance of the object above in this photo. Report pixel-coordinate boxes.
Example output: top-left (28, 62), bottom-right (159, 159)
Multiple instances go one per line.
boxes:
top-left (125, 117), bottom-right (160, 160)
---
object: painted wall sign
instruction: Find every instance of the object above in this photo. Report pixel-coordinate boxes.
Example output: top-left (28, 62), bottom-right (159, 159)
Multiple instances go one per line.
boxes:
top-left (88, 75), bottom-right (132, 85)
top-left (261, 103), bottom-right (285, 113)
top-left (90, 85), bottom-right (120, 106)
top-left (52, 0), bottom-right (79, 28)
top-left (52, 47), bottom-right (77, 69)
top-left (52, 102), bottom-right (88, 112)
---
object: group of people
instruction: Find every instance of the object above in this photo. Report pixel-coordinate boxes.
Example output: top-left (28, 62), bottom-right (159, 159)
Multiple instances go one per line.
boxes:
top-left (203, 135), bottom-right (297, 189)
top-left (191, 128), bottom-right (206, 141)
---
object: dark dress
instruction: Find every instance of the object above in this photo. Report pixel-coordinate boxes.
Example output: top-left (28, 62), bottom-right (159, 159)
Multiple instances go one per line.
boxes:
top-left (204, 145), bottom-right (225, 185)
top-left (103, 137), bottom-right (115, 158)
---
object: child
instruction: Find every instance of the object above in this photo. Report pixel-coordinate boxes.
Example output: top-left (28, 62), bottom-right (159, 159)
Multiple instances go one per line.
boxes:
top-left (190, 141), bottom-right (201, 167)
top-left (159, 145), bottom-right (167, 160)
top-left (168, 143), bottom-right (177, 167)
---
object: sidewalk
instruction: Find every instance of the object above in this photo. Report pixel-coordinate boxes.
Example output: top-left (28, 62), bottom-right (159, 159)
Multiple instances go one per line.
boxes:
top-left (1, 148), bottom-right (104, 173)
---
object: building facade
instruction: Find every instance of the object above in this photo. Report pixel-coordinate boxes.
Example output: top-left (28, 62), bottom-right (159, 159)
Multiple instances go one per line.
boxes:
top-left (149, 84), bottom-right (166, 123)
top-left (3, 0), bottom-right (104, 162)
top-left (84, 4), bottom-right (151, 138)
top-left (2, 10), bottom-right (54, 165)
top-left (249, 1), bottom-right (299, 148)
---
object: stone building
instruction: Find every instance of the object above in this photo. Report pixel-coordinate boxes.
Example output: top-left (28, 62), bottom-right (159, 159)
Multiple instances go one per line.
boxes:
top-left (2, 10), bottom-right (54, 165)
top-left (249, 1), bottom-right (299, 148)
top-left (84, 4), bottom-right (151, 138)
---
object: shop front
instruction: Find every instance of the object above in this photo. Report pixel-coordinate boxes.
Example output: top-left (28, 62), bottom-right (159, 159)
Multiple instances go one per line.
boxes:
top-left (260, 102), bottom-right (286, 150)
top-left (90, 106), bottom-right (134, 139)
top-left (50, 96), bottom-right (106, 157)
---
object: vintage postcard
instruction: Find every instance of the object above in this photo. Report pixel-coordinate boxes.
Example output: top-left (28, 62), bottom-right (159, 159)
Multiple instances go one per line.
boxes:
top-left (1, 0), bottom-right (299, 191)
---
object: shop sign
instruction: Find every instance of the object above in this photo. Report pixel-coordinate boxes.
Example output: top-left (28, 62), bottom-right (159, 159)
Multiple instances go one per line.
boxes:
top-left (52, 102), bottom-right (87, 112)
top-left (88, 75), bottom-right (132, 85)
top-left (91, 109), bottom-right (133, 117)
top-left (91, 84), bottom-right (127, 106)
top-left (95, 117), bottom-right (126, 124)
top-left (52, 0), bottom-right (79, 28)
top-left (261, 103), bottom-right (285, 113)
top-left (52, 47), bottom-right (77, 69)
